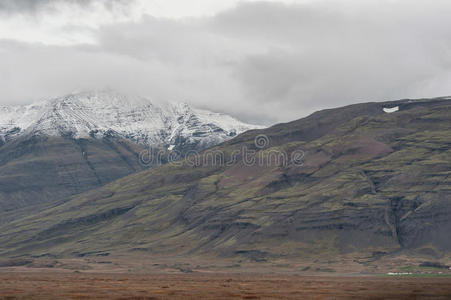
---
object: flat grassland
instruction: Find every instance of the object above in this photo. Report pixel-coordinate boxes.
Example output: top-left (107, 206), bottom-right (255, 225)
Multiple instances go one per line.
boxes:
top-left (1, 272), bottom-right (451, 299)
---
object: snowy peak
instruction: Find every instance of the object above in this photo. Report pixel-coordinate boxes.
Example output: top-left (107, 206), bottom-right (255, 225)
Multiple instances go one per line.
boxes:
top-left (0, 91), bottom-right (263, 150)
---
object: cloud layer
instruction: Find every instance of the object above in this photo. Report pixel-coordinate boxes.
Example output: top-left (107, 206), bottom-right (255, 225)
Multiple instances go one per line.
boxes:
top-left (0, 0), bottom-right (125, 13)
top-left (1, 0), bottom-right (451, 124)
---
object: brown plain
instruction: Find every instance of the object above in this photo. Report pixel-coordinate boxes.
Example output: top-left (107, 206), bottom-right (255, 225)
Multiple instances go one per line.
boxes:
top-left (1, 272), bottom-right (451, 299)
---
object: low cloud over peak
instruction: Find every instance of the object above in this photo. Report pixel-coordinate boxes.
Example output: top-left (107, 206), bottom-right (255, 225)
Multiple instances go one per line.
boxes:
top-left (1, 0), bottom-right (451, 125)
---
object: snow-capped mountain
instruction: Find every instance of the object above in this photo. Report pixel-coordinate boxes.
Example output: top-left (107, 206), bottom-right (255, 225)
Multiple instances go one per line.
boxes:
top-left (0, 90), bottom-right (262, 150)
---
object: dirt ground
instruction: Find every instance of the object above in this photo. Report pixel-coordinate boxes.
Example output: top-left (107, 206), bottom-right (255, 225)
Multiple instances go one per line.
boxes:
top-left (0, 271), bottom-right (451, 299)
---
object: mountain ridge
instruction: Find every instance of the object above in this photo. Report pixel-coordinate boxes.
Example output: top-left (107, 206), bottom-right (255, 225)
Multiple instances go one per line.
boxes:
top-left (2, 96), bottom-right (451, 268)
top-left (0, 90), bottom-right (262, 151)
top-left (0, 90), bottom-right (262, 222)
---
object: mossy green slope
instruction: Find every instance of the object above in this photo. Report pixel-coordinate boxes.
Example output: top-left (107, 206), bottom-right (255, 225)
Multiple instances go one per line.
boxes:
top-left (1, 98), bottom-right (451, 261)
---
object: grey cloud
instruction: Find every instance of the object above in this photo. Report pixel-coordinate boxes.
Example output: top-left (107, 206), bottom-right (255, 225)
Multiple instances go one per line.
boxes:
top-left (2, 0), bottom-right (451, 125)
top-left (0, 37), bottom-right (255, 121)
top-left (0, 0), bottom-right (128, 14)
top-left (0, 0), bottom-right (52, 13)
top-left (211, 1), bottom-right (451, 121)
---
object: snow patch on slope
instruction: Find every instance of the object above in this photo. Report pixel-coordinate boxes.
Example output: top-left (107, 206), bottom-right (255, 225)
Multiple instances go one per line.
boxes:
top-left (383, 106), bottom-right (399, 113)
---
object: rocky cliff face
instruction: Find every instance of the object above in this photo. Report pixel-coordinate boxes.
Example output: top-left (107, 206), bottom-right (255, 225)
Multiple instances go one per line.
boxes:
top-left (0, 90), bottom-right (262, 221)
top-left (0, 90), bottom-right (261, 152)
top-left (1, 97), bottom-right (451, 263)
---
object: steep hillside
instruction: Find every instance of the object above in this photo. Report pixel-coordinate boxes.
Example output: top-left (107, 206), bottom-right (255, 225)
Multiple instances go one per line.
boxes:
top-left (0, 90), bottom-right (261, 222)
top-left (0, 134), bottom-right (146, 223)
top-left (2, 97), bottom-right (451, 263)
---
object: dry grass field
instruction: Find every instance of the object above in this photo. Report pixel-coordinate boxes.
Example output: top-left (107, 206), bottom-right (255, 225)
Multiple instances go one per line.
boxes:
top-left (1, 271), bottom-right (451, 299)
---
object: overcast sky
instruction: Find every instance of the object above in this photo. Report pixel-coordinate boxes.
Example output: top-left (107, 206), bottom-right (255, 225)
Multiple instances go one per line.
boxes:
top-left (1, 0), bottom-right (451, 124)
